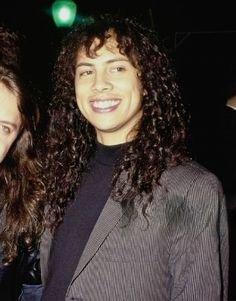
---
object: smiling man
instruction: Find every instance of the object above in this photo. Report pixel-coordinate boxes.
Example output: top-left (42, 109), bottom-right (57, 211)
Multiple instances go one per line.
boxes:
top-left (74, 35), bottom-right (143, 145)
top-left (41, 15), bottom-right (228, 301)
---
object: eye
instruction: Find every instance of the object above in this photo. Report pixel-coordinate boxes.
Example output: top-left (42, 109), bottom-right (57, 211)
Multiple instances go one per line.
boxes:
top-left (111, 66), bottom-right (126, 73)
top-left (79, 70), bottom-right (93, 77)
top-left (1, 125), bottom-right (11, 135)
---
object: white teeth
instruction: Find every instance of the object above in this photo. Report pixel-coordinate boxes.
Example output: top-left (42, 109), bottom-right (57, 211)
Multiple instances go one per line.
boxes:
top-left (92, 100), bottom-right (119, 108)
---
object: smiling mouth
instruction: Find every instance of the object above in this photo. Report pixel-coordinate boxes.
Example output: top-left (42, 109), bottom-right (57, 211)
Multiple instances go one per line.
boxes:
top-left (90, 99), bottom-right (120, 112)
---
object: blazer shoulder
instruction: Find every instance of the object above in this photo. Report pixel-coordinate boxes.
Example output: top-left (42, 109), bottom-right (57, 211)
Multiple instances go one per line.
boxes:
top-left (158, 160), bottom-right (225, 213)
top-left (153, 161), bottom-right (227, 247)
top-left (162, 160), bottom-right (223, 194)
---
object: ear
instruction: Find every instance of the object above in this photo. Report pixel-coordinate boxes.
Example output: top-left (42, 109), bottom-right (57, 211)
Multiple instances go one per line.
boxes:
top-left (143, 89), bottom-right (148, 96)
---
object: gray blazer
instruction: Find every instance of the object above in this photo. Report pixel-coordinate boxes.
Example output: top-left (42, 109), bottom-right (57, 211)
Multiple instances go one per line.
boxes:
top-left (40, 161), bottom-right (228, 301)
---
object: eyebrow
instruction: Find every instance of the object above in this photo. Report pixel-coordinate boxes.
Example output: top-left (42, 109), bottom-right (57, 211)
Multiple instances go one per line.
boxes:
top-left (0, 120), bottom-right (18, 129)
top-left (76, 58), bottom-right (130, 69)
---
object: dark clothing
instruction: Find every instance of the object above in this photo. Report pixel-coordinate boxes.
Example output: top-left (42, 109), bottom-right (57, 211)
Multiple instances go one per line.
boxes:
top-left (0, 246), bottom-right (41, 301)
top-left (18, 284), bottom-right (43, 301)
top-left (42, 142), bottom-right (122, 301)
top-left (0, 263), bottom-right (19, 301)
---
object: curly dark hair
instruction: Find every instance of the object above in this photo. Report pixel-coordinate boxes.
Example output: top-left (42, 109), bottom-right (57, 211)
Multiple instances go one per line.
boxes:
top-left (0, 27), bottom-right (45, 264)
top-left (44, 15), bottom-right (190, 230)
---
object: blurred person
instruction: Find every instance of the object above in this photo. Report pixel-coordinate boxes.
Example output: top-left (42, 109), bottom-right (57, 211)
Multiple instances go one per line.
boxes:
top-left (221, 94), bottom-right (236, 206)
top-left (0, 26), bottom-right (44, 301)
top-left (218, 83), bottom-right (236, 301)
top-left (40, 15), bottom-right (228, 301)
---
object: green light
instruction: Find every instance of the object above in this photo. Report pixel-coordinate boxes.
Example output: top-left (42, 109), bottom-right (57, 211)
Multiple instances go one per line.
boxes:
top-left (51, 0), bottom-right (77, 27)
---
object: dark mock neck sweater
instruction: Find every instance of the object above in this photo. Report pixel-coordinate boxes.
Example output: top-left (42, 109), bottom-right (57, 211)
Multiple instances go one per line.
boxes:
top-left (42, 142), bottom-right (122, 301)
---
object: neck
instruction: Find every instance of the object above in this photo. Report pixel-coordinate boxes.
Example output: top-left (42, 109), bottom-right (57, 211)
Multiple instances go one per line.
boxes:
top-left (96, 131), bottom-right (137, 146)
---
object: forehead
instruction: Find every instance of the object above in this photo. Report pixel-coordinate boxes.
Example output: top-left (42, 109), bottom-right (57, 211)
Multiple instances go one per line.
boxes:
top-left (0, 81), bottom-right (20, 121)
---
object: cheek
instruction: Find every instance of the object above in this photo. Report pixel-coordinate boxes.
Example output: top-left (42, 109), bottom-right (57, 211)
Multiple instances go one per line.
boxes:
top-left (75, 87), bottom-right (85, 107)
top-left (76, 98), bottom-right (90, 121)
top-left (0, 134), bottom-right (17, 149)
top-left (0, 141), bottom-right (11, 162)
top-left (75, 91), bottom-right (90, 114)
top-left (131, 88), bottom-right (142, 108)
top-left (75, 97), bottom-right (84, 113)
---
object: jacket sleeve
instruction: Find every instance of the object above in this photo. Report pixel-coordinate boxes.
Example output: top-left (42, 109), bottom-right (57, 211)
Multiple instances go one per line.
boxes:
top-left (170, 172), bottom-right (229, 301)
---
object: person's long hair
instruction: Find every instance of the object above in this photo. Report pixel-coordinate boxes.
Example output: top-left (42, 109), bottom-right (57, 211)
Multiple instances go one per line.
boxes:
top-left (0, 64), bottom-right (45, 264)
top-left (44, 16), bottom-right (190, 231)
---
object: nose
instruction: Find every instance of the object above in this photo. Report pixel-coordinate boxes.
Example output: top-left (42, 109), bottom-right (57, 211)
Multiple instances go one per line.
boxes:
top-left (92, 71), bottom-right (112, 92)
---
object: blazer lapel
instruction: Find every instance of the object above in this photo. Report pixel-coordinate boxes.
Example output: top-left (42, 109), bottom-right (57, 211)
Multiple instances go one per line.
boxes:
top-left (41, 197), bottom-right (124, 287)
top-left (71, 195), bottom-right (124, 280)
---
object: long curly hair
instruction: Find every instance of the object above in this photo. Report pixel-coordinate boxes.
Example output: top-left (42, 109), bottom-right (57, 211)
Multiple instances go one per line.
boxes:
top-left (44, 15), bottom-right (190, 230)
top-left (0, 27), bottom-right (45, 264)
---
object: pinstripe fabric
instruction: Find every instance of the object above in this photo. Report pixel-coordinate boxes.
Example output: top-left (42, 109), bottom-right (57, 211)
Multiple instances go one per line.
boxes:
top-left (40, 161), bottom-right (228, 301)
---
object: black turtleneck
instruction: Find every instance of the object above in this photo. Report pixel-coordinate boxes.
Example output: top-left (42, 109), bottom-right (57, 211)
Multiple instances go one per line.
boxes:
top-left (42, 142), bottom-right (123, 301)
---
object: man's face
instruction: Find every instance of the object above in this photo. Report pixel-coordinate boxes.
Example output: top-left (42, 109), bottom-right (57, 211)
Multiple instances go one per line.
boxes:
top-left (0, 82), bottom-right (21, 163)
top-left (74, 36), bottom-right (143, 145)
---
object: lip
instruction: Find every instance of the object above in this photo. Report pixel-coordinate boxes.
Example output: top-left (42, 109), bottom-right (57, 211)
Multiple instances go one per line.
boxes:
top-left (89, 97), bottom-right (121, 113)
